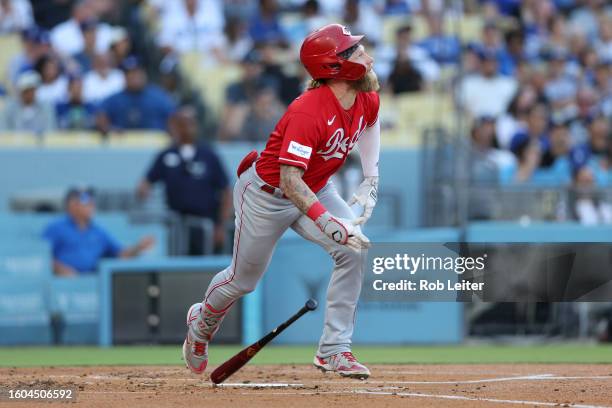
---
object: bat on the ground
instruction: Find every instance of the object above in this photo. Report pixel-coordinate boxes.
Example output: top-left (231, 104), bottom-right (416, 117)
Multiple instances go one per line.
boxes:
top-left (210, 298), bottom-right (318, 384)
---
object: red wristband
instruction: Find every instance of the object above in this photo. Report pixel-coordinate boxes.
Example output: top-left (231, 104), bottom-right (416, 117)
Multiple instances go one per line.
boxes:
top-left (306, 201), bottom-right (327, 221)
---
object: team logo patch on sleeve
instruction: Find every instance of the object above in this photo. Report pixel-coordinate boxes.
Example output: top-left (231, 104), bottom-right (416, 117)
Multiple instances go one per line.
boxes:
top-left (287, 141), bottom-right (312, 159)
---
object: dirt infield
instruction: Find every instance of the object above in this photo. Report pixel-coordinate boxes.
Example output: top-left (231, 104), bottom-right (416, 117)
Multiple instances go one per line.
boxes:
top-left (1, 364), bottom-right (611, 407)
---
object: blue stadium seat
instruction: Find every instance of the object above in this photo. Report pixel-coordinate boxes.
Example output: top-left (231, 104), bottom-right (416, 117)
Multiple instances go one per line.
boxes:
top-left (0, 278), bottom-right (52, 345)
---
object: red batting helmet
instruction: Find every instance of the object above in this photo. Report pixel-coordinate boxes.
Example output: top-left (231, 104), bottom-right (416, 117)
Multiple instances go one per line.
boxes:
top-left (300, 24), bottom-right (366, 81)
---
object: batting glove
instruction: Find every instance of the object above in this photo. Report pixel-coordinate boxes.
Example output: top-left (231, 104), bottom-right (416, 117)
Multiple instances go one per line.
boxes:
top-left (348, 176), bottom-right (378, 225)
top-left (314, 211), bottom-right (371, 252)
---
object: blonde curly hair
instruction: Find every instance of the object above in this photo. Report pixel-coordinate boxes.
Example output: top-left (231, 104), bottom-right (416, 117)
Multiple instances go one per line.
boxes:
top-left (307, 79), bottom-right (328, 89)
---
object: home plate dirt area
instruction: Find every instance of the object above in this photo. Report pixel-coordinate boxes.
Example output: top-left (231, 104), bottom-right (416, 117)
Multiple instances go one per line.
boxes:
top-left (1, 364), bottom-right (611, 407)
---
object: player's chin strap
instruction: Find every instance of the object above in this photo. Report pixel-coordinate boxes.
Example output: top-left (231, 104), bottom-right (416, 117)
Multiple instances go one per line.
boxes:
top-left (306, 202), bottom-right (370, 251)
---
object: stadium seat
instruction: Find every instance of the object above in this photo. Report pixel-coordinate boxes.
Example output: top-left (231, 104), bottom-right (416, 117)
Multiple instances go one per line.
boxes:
top-left (106, 131), bottom-right (169, 148)
top-left (0, 132), bottom-right (39, 147)
top-left (379, 92), bottom-right (455, 146)
top-left (0, 130), bottom-right (169, 148)
top-left (44, 131), bottom-right (102, 147)
top-left (0, 34), bottom-right (21, 90)
top-left (180, 52), bottom-right (241, 116)
top-left (383, 14), bottom-right (483, 44)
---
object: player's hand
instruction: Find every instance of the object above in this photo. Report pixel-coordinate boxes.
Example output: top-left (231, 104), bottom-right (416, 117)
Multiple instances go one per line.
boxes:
top-left (315, 212), bottom-right (370, 251)
top-left (348, 176), bottom-right (378, 225)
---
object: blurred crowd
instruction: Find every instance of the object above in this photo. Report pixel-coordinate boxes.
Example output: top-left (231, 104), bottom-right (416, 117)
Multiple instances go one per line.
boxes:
top-left (463, 0), bottom-right (611, 193)
top-left (0, 1), bottom-right (611, 190)
top-left (0, 0), bottom-right (174, 134)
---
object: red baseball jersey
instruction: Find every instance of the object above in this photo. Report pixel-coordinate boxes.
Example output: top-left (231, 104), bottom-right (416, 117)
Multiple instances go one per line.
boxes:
top-left (256, 84), bottom-right (380, 193)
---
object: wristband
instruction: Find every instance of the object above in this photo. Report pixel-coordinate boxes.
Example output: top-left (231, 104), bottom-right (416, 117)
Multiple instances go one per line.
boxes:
top-left (306, 201), bottom-right (327, 221)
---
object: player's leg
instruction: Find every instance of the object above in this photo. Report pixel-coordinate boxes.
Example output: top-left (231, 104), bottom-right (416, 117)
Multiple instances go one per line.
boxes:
top-left (290, 181), bottom-right (370, 378)
top-left (184, 166), bottom-right (299, 373)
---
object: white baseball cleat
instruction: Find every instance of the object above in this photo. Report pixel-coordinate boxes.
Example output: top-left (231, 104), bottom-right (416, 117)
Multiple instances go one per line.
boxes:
top-left (313, 351), bottom-right (370, 379)
top-left (182, 303), bottom-right (209, 374)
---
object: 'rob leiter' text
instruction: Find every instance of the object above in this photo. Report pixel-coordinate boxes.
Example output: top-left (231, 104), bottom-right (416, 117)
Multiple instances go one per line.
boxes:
top-left (370, 254), bottom-right (487, 292)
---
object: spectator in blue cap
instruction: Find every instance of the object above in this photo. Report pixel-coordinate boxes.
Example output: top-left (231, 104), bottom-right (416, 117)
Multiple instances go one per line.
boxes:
top-left (43, 186), bottom-right (155, 276)
top-left (96, 56), bottom-right (176, 133)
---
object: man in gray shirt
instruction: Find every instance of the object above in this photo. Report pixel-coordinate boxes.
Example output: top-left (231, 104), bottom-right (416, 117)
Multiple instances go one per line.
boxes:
top-left (0, 70), bottom-right (56, 136)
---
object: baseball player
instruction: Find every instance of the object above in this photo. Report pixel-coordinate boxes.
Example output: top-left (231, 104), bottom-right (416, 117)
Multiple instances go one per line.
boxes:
top-left (183, 24), bottom-right (381, 379)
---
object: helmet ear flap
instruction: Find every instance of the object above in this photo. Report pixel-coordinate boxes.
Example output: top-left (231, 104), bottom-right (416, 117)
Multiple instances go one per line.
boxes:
top-left (337, 60), bottom-right (367, 81)
top-left (322, 62), bottom-right (342, 75)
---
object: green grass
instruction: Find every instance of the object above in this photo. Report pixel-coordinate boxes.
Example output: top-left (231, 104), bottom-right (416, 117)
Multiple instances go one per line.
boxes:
top-left (1, 345), bottom-right (612, 367)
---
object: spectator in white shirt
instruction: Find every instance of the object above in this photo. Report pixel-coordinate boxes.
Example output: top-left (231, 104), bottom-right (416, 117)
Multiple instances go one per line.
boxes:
top-left (496, 85), bottom-right (537, 149)
top-left (34, 53), bottom-right (68, 105)
top-left (219, 17), bottom-right (253, 63)
top-left (82, 52), bottom-right (125, 105)
top-left (457, 48), bottom-right (518, 119)
top-left (157, 0), bottom-right (225, 62)
top-left (50, 0), bottom-right (114, 57)
top-left (0, 0), bottom-right (33, 33)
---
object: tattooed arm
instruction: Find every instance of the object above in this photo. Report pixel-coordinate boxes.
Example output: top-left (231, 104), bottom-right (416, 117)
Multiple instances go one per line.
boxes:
top-left (279, 164), bottom-right (317, 214)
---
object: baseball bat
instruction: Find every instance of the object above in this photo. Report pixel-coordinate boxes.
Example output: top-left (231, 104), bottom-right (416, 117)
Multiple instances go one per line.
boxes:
top-left (210, 298), bottom-right (318, 384)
